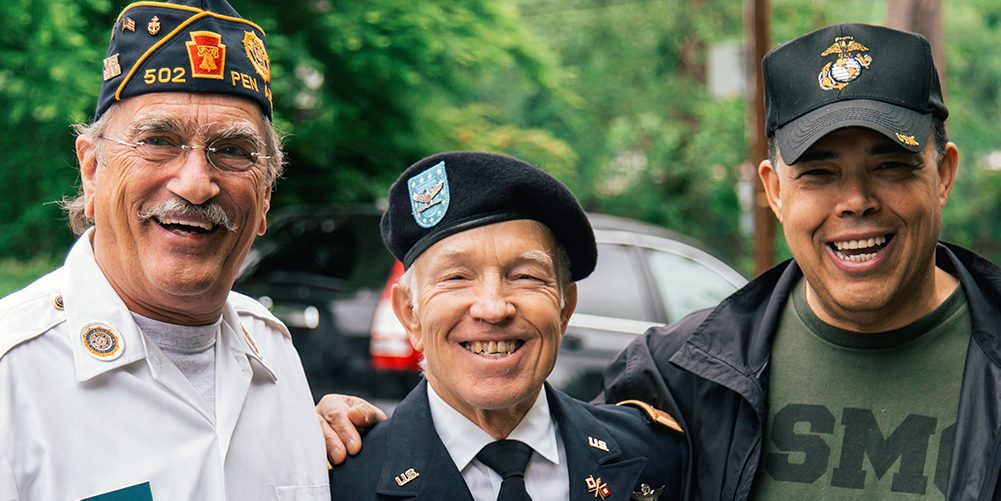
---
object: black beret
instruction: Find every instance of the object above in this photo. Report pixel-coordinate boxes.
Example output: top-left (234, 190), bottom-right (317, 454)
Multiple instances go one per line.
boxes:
top-left (763, 23), bottom-right (947, 164)
top-left (96, 0), bottom-right (272, 120)
top-left (381, 152), bottom-right (597, 281)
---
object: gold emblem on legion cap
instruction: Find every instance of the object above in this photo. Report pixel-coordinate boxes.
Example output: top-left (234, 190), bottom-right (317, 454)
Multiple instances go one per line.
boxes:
top-left (148, 15), bottom-right (161, 36)
top-left (81, 323), bottom-right (124, 361)
top-left (818, 36), bottom-right (872, 91)
top-left (242, 31), bottom-right (270, 83)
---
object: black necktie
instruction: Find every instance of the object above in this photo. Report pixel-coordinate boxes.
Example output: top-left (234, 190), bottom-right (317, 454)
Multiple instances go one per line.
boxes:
top-left (476, 439), bottom-right (534, 501)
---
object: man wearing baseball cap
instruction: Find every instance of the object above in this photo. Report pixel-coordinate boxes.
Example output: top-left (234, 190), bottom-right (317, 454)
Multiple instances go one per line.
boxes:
top-left (604, 23), bottom-right (1001, 499)
top-left (0, 1), bottom-right (341, 498)
top-left (330, 151), bottom-right (686, 500)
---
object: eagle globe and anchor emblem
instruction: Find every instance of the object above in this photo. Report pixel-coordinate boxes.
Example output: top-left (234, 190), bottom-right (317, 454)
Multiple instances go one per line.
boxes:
top-left (818, 35), bottom-right (872, 90)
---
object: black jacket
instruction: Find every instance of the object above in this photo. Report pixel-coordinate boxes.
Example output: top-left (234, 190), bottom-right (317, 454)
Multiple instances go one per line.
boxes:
top-left (603, 243), bottom-right (1001, 501)
top-left (332, 380), bottom-right (686, 500)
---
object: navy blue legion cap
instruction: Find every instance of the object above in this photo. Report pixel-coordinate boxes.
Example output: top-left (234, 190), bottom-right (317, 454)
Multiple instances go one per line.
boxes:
top-left (763, 23), bottom-right (948, 164)
top-left (381, 152), bottom-right (597, 281)
top-left (96, 0), bottom-right (273, 120)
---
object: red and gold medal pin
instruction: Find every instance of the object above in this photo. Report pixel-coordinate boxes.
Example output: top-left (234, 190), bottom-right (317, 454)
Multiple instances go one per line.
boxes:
top-left (585, 475), bottom-right (611, 499)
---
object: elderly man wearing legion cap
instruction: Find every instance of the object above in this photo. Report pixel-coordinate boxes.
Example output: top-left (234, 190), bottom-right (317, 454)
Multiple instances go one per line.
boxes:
top-left (0, 1), bottom-right (342, 498)
top-left (329, 151), bottom-right (687, 501)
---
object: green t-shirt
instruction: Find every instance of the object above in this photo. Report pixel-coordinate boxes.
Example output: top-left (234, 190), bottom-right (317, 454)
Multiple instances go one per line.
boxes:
top-left (750, 278), bottom-right (970, 500)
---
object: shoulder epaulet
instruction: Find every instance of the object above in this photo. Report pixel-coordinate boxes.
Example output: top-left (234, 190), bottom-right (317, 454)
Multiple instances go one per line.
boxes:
top-left (0, 270), bottom-right (65, 360)
top-left (616, 399), bottom-right (684, 434)
top-left (228, 290), bottom-right (291, 338)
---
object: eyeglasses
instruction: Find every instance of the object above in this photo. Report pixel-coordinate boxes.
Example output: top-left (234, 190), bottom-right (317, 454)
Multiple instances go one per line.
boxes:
top-left (100, 135), bottom-right (271, 172)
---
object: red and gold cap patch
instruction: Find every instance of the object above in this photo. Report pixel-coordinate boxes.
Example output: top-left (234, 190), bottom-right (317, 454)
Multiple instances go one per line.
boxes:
top-left (186, 31), bottom-right (227, 80)
top-left (81, 323), bottom-right (125, 361)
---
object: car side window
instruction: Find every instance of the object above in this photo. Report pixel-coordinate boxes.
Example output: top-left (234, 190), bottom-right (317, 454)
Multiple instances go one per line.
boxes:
top-left (575, 243), bottom-right (648, 321)
top-left (646, 249), bottom-right (737, 323)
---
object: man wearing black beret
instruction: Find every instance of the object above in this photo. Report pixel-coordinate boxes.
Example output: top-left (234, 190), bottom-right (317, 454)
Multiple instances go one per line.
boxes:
top-left (329, 151), bottom-right (686, 500)
top-left (603, 23), bottom-right (1001, 500)
top-left (0, 0), bottom-right (363, 498)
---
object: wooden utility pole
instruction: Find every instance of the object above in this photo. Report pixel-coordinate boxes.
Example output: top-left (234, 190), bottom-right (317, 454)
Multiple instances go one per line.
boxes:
top-left (746, 0), bottom-right (773, 276)
top-left (885, 0), bottom-right (945, 91)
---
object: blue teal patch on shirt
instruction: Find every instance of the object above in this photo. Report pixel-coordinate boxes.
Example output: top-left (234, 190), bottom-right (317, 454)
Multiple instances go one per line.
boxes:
top-left (408, 160), bottom-right (450, 228)
top-left (82, 482), bottom-right (153, 501)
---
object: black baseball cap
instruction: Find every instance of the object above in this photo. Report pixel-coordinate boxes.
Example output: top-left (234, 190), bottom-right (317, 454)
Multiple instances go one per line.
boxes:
top-left (381, 152), bottom-right (597, 281)
top-left (763, 23), bottom-right (948, 164)
top-left (96, 0), bottom-right (273, 120)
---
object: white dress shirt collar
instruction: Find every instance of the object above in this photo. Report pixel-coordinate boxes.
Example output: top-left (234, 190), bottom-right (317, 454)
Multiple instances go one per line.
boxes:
top-left (427, 382), bottom-right (560, 471)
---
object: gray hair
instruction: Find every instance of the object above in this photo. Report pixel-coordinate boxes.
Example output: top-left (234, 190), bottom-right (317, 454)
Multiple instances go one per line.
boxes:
top-left (61, 102), bottom-right (286, 235)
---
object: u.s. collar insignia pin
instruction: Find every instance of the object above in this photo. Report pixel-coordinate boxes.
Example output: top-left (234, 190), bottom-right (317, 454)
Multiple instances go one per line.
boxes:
top-left (122, 17), bottom-right (136, 33)
top-left (81, 323), bottom-right (124, 361)
top-left (394, 468), bottom-right (420, 487)
top-left (818, 35), bottom-right (872, 91)
top-left (586, 475), bottom-right (611, 499)
top-left (632, 483), bottom-right (665, 501)
top-left (588, 436), bottom-right (609, 452)
top-left (408, 160), bottom-right (450, 228)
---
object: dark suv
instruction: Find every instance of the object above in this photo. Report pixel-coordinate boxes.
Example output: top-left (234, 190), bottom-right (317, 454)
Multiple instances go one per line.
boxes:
top-left (236, 208), bottom-right (746, 402)
top-left (234, 206), bottom-right (396, 400)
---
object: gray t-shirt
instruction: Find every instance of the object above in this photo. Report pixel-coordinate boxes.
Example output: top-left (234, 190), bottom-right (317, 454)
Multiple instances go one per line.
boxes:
top-left (132, 312), bottom-right (219, 417)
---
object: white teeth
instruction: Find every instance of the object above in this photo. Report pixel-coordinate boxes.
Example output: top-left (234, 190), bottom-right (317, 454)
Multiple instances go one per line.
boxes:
top-left (158, 217), bottom-right (214, 230)
top-left (833, 235), bottom-right (886, 251)
top-left (835, 250), bottom-right (879, 263)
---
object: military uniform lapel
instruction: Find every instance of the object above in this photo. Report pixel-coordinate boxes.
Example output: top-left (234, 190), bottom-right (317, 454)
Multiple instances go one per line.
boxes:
top-left (375, 381), bottom-right (475, 501)
top-left (547, 385), bottom-right (647, 501)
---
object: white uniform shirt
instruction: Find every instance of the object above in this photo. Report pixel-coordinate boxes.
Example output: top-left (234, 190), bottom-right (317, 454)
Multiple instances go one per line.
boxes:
top-left (0, 231), bottom-right (329, 500)
top-left (427, 383), bottom-right (570, 501)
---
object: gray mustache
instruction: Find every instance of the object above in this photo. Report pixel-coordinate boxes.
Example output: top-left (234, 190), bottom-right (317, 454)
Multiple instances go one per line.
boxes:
top-left (138, 198), bottom-right (237, 232)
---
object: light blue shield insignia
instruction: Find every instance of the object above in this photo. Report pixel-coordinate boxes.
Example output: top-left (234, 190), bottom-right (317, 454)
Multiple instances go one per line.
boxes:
top-left (408, 160), bottom-right (450, 228)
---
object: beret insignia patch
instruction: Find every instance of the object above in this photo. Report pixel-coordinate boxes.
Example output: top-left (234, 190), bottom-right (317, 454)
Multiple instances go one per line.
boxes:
top-left (186, 31), bottom-right (227, 80)
top-left (408, 161), bottom-right (450, 228)
top-left (243, 31), bottom-right (270, 83)
top-left (81, 323), bottom-right (124, 361)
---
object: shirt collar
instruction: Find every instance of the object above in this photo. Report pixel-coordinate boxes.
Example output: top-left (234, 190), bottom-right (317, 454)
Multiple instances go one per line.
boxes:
top-left (427, 382), bottom-right (560, 472)
top-left (63, 229), bottom-right (151, 382)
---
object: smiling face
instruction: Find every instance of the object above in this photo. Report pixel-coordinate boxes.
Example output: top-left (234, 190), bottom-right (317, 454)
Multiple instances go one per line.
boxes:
top-left (759, 127), bottom-right (959, 332)
top-left (392, 220), bottom-right (575, 430)
top-left (76, 92), bottom-right (272, 325)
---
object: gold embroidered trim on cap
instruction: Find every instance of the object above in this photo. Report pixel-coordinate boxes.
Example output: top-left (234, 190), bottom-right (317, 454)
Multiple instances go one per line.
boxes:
top-left (112, 5), bottom-right (269, 103)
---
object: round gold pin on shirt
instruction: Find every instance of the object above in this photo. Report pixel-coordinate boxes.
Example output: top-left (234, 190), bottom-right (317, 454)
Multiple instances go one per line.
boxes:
top-left (81, 323), bottom-right (124, 361)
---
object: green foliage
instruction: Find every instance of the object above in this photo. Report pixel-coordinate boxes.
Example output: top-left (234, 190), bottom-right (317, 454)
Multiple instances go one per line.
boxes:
top-left (0, 0), bottom-right (113, 258)
top-left (0, 257), bottom-right (58, 296)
